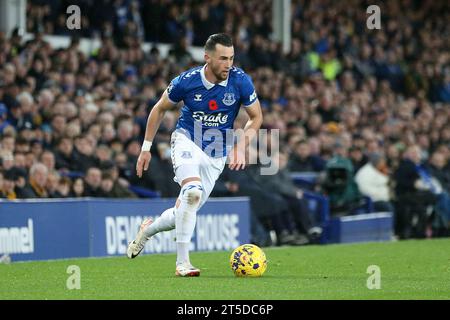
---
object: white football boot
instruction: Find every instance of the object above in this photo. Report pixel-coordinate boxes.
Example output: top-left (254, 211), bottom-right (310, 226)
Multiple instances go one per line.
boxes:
top-left (175, 262), bottom-right (201, 277)
top-left (127, 218), bottom-right (153, 259)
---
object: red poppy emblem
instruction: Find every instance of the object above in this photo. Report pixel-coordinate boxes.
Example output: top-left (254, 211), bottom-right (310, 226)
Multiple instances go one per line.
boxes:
top-left (209, 100), bottom-right (218, 110)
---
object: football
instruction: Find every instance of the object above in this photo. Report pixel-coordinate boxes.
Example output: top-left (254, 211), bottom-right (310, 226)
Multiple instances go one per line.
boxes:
top-left (230, 244), bottom-right (267, 277)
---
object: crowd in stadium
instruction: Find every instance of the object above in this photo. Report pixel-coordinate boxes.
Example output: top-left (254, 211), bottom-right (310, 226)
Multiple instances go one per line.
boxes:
top-left (1, 0), bottom-right (449, 245)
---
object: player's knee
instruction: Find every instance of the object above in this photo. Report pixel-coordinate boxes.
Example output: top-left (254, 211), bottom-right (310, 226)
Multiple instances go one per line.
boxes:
top-left (181, 182), bottom-right (203, 208)
top-left (185, 188), bottom-right (202, 206)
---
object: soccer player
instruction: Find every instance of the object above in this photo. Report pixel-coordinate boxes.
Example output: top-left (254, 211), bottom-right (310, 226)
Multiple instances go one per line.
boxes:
top-left (127, 33), bottom-right (263, 276)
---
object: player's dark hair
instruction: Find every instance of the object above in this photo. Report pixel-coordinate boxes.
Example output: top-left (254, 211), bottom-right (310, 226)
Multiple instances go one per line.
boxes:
top-left (204, 33), bottom-right (233, 52)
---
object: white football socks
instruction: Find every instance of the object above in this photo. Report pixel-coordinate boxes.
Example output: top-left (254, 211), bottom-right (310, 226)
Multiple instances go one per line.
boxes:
top-left (142, 207), bottom-right (176, 238)
top-left (140, 181), bottom-right (203, 266)
top-left (176, 242), bottom-right (191, 266)
top-left (175, 181), bottom-right (203, 265)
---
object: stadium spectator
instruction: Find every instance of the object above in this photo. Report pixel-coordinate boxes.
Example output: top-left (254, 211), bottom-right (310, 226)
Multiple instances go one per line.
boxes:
top-left (355, 153), bottom-right (394, 213)
top-left (219, 164), bottom-right (301, 246)
top-left (288, 139), bottom-right (325, 172)
top-left (46, 170), bottom-right (62, 198)
top-left (56, 176), bottom-right (72, 198)
top-left (83, 167), bottom-right (104, 197)
top-left (144, 141), bottom-right (180, 198)
top-left (258, 151), bottom-right (322, 243)
top-left (100, 161), bottom-right (137, 198)
top-left (424, 151), bottom-right (450, 235)
top-left (71, 177), bottom-right (85, 198)
top-left (168, 36), bottom-right (194, 67)
top-left (321, 141), bottom-right (363, 215)
top-left (21, 162), bottom-right (49, 198)
top-left (214, 145), bottom-right (312, 246)
top-left (12, 167), bottom-right (28, 198)
top-left (393, 145), bottom-right (439, 238)
top-left (73, 135), bottom-right (97, 172)
top-left (100, 171), bottom-right (115, 198)
top-left (349, 146), bottom-right (368, 174)
top-left (54, 137), bottom-right (76, 171)
top-left (428, 151), bottom-right (450, 193)
top-left (15, 138), bottom-right (30, 155)
top-left (1, 169), bottom-right (16, 199)
top-left (14, 153), bottom-right (27, 169)
top-left (1, 134), bottom-right (15, 154)
top-left (40, 150), bottom-right (56, 172)
top-left (1, 152), bottom-right (14, 171)
top-left (95, 144), bottom-right (114, 168)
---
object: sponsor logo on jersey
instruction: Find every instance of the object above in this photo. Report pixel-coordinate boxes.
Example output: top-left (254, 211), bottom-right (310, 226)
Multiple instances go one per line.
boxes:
top-left (167, 83), bottom-right (174, 94)
top-left (249, 90), bottom-right (257, 103)
top-left (192, 111), bottom-right (228, 127)
top-left (222, 93), bottom-right (236, 106)
top-left (194, 94), bottom-right (202, 101)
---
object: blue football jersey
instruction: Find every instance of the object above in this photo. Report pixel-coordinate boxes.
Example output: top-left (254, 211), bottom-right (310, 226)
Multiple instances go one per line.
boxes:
top-left (167, 65), bottom-right (258, 157)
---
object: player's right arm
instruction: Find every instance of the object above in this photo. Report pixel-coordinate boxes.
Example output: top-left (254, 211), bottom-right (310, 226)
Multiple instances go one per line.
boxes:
top-left (136, 90), bottom-right (175, 178)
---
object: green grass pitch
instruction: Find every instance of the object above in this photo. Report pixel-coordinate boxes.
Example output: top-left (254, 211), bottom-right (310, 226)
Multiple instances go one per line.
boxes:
top-left (1, 239), bottom-right (449, 300)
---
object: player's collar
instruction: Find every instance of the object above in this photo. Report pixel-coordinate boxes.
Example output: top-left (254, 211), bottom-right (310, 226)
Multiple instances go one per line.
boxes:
top-left (200, 64), bottom-right (228, 90)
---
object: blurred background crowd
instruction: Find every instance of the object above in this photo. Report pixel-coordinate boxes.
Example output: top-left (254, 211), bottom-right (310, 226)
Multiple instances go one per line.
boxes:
top-left (1, 0), bottom-right (449, 245)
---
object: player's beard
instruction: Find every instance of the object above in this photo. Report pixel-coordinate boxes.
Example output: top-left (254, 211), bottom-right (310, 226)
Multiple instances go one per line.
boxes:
top-left (212, 65), bottom-right (228, 81)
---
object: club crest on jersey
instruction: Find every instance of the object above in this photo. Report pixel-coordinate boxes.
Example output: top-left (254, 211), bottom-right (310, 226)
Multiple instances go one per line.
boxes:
top-left (181, 151), bottom-right (192, 159)
top-left (222, 93), bottom-right (236, 106)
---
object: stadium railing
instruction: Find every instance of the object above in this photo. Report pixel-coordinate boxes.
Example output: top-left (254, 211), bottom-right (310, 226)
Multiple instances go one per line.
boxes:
top-left (128, 185), bottom-right (161, 198)
top-left (290, 172), bottom-right (319, 191)
top-left (303, 190), bottom-right (330, 244)
top-left (302, 190), bottom-right (381, 244)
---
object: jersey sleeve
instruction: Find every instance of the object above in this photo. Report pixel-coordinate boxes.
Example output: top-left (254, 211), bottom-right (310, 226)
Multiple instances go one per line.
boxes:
top-left (167, 75), bottom-right (184, 104)
top-left (239, 73), bottom-right (258, 107)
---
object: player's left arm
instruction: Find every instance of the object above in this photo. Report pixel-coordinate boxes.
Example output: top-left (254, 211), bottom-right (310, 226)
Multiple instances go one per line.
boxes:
top-left (229, 99), bottom-right (263, 170)
top-left (241, 99), bottom-right (263, 147)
